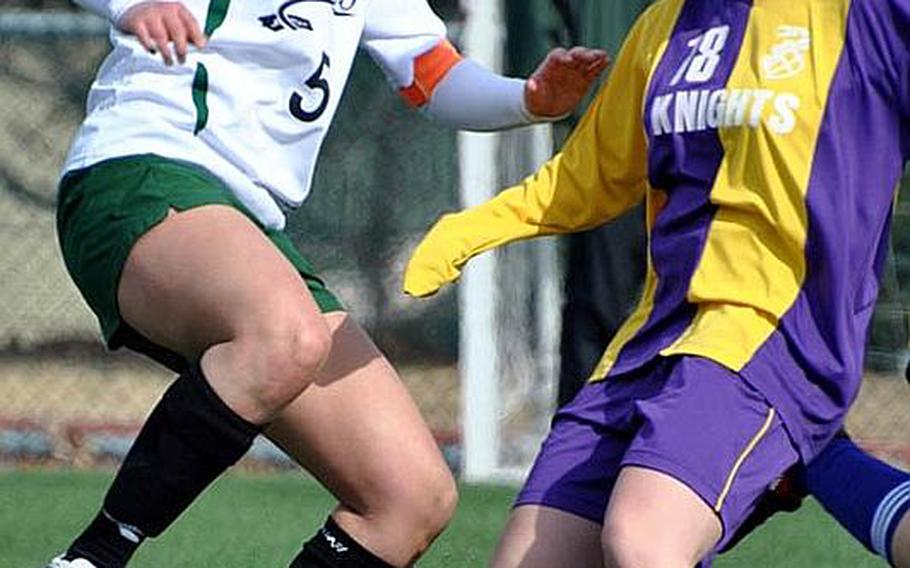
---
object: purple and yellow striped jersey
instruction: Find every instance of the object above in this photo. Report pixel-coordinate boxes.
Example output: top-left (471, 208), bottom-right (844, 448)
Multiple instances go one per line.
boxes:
top-left (410, 0), bottom-right (910, 458)
top-left (610, 0), bottom-right (909, 458)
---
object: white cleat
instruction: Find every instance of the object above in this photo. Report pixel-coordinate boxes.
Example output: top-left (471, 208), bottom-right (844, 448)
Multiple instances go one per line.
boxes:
top-left (46, 556), bottom-right (98, 568)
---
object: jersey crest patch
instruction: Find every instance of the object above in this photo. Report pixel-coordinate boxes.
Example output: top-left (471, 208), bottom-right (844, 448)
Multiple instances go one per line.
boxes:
top-left (259, 0), bottom-right (357, 32)
top-left (761, 26), bottom-right (811, 81)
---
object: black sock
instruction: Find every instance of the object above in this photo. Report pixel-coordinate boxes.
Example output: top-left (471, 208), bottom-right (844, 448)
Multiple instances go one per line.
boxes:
top-left (67, 363), bottom-right (260, 565)
top-left (66, 511), bottom-right (144, 568)
top-left (290, 517), bottom-right (396, 568)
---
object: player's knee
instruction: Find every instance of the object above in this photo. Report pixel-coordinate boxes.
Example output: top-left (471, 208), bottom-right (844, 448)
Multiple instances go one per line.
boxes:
top-left (602, 516), bottom-right (696, 568)
top-left (404, 470), bottom-right (458, 552)
top-left (374, 465), bottom-right (458, 547)
top-left (249, 318), bottom-right (332, 411)
top-left (419, 469), bottom-right (458, 535)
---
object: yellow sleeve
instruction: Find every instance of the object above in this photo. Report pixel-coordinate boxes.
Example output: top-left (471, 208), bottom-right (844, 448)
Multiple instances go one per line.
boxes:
top-left (403, 12), bottom-right (656, 297)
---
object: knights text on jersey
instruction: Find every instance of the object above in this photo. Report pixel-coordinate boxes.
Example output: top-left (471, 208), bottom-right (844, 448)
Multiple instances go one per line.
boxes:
top-left (63, 0), bottom-right (447, 229)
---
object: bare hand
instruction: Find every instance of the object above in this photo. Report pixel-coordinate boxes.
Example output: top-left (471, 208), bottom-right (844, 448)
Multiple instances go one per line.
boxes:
top-left (525, 47), bottom-right (610, 118)
top-left (119, 2), bottom-right (206, 65)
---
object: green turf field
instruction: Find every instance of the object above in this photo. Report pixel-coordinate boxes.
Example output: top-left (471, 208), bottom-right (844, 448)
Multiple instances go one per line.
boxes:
top-left (0, 469), bottom-right (882, 567)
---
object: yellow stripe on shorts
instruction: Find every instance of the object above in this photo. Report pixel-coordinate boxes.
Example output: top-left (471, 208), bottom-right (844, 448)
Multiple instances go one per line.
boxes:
top-left (714, 407), bottom-right (776, 512)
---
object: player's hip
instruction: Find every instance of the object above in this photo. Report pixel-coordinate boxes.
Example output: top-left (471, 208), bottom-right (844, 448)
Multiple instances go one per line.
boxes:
top-left (66, 99), bottom-right (322, 222)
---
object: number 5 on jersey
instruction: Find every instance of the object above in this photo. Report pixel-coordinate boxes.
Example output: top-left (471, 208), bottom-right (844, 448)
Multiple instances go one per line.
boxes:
top-left (290, 52), bottom-right (331, 122)
top-left (670, 25), bottom-right (730, 86)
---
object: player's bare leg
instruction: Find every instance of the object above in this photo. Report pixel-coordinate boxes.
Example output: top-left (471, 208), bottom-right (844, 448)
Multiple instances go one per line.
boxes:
top-left (266, 314), bottom-right (457, 566)
top-left (62, 205), bottom-right (334, 566)
top-left (119, 206), bottom-right (333, 422)
top-left (121, 206), bottom-right (455, 567)
top-left (61, 204), bottom-right (454, 568)
top-left (489, 505), bottom-right (602, 568)
top-left (602, 467), bottom-right (721, 568)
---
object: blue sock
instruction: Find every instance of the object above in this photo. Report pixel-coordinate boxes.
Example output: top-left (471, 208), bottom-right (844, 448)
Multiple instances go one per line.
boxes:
top-left (806, 434), bottom-right (910, 564)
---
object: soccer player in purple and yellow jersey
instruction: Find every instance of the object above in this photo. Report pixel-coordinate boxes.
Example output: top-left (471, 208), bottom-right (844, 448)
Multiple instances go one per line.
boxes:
top-left (404, 0), bottom-right (910, 565)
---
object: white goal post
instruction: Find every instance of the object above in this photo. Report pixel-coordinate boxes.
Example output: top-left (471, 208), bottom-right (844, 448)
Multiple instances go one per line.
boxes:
top-left (458, 0), bottom-right (561, 483)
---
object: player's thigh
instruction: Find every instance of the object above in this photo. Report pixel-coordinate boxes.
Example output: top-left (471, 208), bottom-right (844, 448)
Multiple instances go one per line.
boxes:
top-left (610, 357), bottom-right (798, 562)
top-left (602, 466), bottom-right (721, 566)
top-left (117, 205), bottom-right (325, 358)
top-left (495, 374), bottom-right (663, 567)
top-left (264, 313), bottom-right (455, 516)
top-left (490, 505), bottom-right (602, 568)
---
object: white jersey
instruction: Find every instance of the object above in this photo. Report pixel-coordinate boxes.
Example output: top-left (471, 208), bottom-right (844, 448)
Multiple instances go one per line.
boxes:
top-left (64, 0), bottom-right (448, 229)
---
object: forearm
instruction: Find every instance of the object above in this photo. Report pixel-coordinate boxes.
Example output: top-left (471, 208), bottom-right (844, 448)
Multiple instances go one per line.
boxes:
top-left (445, 152), bottom-right (625, 249)
top-left (402, 152), bottom-right (624, 297)
top-left (423, 59), bottom-right (541, 132)
top-left (385, 34), bottom-right (604, 131)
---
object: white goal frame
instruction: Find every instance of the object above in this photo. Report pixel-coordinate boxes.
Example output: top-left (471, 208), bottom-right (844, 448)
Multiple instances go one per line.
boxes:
top-left (458, 0), bottom-right (560, 483)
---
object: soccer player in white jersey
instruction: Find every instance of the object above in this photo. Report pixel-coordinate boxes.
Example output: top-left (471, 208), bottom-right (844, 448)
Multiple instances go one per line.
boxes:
top-left (47, 2), bottom-right (608, 567)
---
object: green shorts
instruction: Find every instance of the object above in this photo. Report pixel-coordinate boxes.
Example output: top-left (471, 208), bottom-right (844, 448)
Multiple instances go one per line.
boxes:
top-left (57, 154), bottom-right (344, 355)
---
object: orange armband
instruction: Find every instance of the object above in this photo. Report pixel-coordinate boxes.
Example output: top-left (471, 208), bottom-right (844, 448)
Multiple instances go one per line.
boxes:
top-left (399, 40), bottom-right (463, 107)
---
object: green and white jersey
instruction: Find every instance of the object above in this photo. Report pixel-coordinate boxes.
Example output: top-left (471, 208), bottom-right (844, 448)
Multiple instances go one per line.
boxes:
top-left (64, 0), bottom-right (447, 229)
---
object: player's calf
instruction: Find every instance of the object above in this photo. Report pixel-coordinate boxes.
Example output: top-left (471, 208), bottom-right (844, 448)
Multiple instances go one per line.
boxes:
top-left (289, 472), bottom-right (458, 567)
top-left (59, 362), bottom-right (261, 567)
top-left (346, 458), bottom-right (459, 552)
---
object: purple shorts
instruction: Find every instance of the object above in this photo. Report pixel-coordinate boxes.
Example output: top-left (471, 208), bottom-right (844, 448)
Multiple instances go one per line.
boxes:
top-left (516, 356), bottom-right (798, 556)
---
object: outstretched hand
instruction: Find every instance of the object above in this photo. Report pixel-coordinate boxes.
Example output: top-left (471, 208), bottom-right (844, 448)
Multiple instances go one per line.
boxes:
top-left (402, 214), bottom-right (467, 298)
top-left (119, 2), bottom-right (206, 65)
top-left (525, 47), bottom-right (610, 118)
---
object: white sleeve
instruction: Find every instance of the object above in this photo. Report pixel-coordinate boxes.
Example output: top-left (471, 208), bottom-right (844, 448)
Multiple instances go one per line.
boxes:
top-left (360, 0), bottom-right (448, 88)
top-left (72, 0), bottom-right (149, 24)
top-left (423, 58), bottom-right (543, 132)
